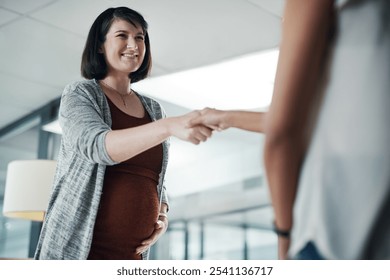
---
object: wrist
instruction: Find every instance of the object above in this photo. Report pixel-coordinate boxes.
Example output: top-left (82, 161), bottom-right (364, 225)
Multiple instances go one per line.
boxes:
top-left (161, 118), bottom-right (175, 138)
top-left (273, 222), bottom-right (291, 239)
top-left (221, 111), bottom-right (236, 129)
top-left (228, 111), bottom-right (243, 129)
top-left (158, 212), bottom-right (168, 219)
top-left (158, 212), bottom-right (168, 230)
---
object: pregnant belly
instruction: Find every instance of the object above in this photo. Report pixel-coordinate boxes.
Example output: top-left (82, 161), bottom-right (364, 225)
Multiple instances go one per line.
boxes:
top-left (89, 171), bottom-right (159, 259)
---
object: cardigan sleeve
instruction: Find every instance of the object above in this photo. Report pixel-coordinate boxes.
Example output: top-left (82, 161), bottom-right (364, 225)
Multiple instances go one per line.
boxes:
top-left (151, 98), bottom-right (170, 209)
top-left (59, 82), bottom-right (117, 165)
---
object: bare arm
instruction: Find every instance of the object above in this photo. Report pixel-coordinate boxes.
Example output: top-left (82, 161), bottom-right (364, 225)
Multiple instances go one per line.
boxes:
top-left (188, 107), bottom-right (267, 133)
top-left (264, 0), bottom-right (333, 259)
top-left (106, 111), bottom-right (212, 163)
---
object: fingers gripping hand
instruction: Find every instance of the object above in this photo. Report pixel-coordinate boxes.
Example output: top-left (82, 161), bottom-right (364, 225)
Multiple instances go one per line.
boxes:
top-left (184, 110), bottom-right (213, 144)
top-left (187, 109), bottom-right (205, 128)
top-left (278, 237), bottom-right (290, 260)
top-left (170, 111), bottom-right (213, 144)
top-left (188, 125), bottom-right (213, 145)
top-left (187, 108), bottom-right (226, 131)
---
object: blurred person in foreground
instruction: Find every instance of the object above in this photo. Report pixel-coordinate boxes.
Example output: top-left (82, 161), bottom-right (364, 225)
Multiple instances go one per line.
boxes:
top-left (190, 0), bottom-right (390, 260)
top-left (264, 0), bottom-right (390, 259)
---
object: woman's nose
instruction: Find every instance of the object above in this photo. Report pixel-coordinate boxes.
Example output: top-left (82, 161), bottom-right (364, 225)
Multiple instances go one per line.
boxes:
top-left (126, 38), bottom-right (138, 50)
top-left (126, 44), bottom-right (138, 50)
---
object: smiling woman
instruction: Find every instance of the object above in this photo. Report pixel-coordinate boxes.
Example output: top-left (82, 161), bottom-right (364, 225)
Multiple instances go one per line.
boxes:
top-left (80, 8), bottom-right (151, 84)
top-left (33, 6), bottom-right (212, 260)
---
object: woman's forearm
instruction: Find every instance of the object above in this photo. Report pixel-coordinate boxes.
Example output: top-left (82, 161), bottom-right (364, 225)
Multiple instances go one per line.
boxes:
top-left (106, 111), bottom-right (211, 163)
top-left (105, 118), bottom-right (171, 163)
top-left (224, 111), bottom-right (266, 133)
top-left (190, 108), bottom-right (267, 133)
top-left (264, 133), bottom-right (305, 231)
top-left (264, 0), bottom-right (333, 232)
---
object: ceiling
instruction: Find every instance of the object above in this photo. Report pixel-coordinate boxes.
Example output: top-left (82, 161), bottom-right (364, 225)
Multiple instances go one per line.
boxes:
top-left (0, 0), bottom-right (285, 200)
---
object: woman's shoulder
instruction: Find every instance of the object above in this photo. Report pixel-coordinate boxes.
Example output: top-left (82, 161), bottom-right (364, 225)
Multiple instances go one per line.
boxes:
top-left (63, 79), bottom-right (100, 95)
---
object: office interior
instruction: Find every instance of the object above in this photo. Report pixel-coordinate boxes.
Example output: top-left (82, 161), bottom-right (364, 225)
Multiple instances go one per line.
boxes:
top-left (0, 0), bottom-right (285, 259)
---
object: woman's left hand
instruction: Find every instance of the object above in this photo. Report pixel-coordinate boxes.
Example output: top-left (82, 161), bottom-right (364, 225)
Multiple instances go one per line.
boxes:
top-left (135, 216), bottom-right (168, 256)
top-left (278, 236), bottom-right (290, 260)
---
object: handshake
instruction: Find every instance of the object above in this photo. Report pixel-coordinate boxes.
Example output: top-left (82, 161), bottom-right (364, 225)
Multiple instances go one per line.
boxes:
top-left (168, 107), bottom-right (265, 144)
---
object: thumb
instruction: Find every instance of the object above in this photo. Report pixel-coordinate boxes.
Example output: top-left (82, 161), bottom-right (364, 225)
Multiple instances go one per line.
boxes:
top-left (155, 220), bottom-right (164, 229)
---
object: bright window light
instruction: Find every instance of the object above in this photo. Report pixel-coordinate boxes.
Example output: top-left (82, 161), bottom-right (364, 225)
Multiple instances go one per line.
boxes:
top-left (133, 48), bottom-right (279, 110)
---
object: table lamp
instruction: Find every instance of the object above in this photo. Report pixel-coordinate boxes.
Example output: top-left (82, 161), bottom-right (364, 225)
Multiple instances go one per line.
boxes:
top-left (2, 160), bottom-right (57, 222)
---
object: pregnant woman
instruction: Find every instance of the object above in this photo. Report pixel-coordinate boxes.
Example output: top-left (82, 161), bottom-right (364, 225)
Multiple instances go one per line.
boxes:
top-left (34, 7), bottom-right (211, 260)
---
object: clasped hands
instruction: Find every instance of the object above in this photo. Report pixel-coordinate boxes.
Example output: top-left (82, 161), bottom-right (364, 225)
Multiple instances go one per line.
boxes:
top-left (170, 107), bottom-right (228, 145)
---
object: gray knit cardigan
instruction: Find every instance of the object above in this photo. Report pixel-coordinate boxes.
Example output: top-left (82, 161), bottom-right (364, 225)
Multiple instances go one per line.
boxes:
top-left (34, 79), bottom-right (169, 260)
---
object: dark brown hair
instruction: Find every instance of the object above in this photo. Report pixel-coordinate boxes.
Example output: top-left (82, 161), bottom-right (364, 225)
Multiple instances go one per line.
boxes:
top-left (81, 7), bottom-right (152, 83)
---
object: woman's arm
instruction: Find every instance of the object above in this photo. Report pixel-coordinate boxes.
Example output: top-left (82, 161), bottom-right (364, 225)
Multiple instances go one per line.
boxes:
top-left (61, 89), bottom-right (211, 164)
top-left (60, 84), bottom-right (211, 164)
top-left (106, 110), bottom-right (212, 163)
top-left (264, 0), bottom-right (333, 259)
top-left (188, 107), bottom-right (267, 133)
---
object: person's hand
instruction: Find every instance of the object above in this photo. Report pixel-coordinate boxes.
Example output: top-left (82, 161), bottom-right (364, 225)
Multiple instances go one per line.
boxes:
top-left (135, 215), bottom-right (168, 256)
top-left (277, 236), bottom-right (290, 260)
top-left (187, 107), bottom-right (229, 131)
top-left (168, 110), bottom-right (213, 144)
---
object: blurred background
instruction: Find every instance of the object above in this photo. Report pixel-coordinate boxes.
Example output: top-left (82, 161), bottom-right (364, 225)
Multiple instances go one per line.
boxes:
top-left (0, 0), bottom-right (285, 259)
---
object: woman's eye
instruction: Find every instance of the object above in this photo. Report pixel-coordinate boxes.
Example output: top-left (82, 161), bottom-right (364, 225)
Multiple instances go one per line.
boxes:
top-left (117, 34), bottom-right (127, 39)
top-left (136, 36), bottom-right (144, 41)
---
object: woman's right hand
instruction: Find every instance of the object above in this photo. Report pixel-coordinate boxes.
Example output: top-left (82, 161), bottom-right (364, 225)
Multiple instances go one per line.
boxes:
top-left (187, 107), bottom-right (228, 131)
top-left (168, 110), bottom-right (213, 144)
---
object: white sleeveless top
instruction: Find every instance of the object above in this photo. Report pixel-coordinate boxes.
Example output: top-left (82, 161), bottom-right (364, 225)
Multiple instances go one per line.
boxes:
top-left (289, 0), bottom-right (390, 259)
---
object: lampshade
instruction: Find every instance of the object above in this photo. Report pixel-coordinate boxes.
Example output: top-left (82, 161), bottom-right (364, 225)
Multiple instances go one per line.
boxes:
top-left (2, 160), bottom-right (57, 222)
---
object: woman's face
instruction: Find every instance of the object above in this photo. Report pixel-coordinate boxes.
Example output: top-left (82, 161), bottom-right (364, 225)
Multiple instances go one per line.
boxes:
top-left (100, 19), bottom-right (146, 78)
